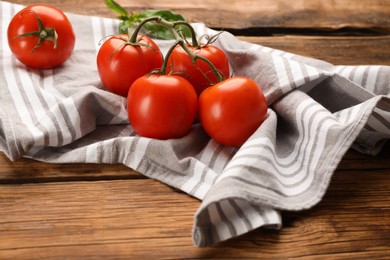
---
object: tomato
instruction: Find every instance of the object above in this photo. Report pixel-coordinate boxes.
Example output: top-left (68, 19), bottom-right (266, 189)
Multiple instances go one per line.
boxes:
top-left (127, 74), bottom-right (197, 139)
top-left (167, 44), bottom-right (230, 96)
top-left (7, 5), bottom-right (75, 69)
top-left (199, 76), bottom-right (268, 147)
top-left (97, 34), bottom-right (163, 97)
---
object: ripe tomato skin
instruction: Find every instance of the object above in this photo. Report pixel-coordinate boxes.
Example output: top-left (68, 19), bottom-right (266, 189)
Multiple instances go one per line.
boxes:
top-left (199, 76), bottom-right (268, 147)
top-left (7, 5), bottom-right (75, 69)
top-left (97, 34), bottom-right (163, 97)
top-left (167, 44), bottom-right (230, 96)
top-left (128, 74), bottom-right (197, 139)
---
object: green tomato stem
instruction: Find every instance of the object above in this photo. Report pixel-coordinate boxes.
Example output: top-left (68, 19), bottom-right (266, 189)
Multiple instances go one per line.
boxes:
top-left (13, 10), bottom-right (59, 53)
top-left (129, 15), bottom-right (223, 83)
top-left (173, 21), bottom-right (199, 47)
top-left (130, 16), bottom-right (161, 43)
top-left (160, 40), bottom-right (181, 74)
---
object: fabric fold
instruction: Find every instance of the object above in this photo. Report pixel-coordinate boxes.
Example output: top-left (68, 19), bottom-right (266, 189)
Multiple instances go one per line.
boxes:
top-left (1, 1), bottom-right (389, 247)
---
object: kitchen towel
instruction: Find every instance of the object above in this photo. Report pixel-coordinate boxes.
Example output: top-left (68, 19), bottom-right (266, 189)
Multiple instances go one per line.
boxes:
top-left (1, 1), bottom-right (389, 247)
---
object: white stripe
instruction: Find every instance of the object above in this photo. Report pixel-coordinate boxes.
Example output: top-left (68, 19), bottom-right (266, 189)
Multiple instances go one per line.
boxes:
top-left (305, 64), bottom-right (321, 81)
top-left (103, 17), bottom-right (115, 36)
top-left (207, 203), bottom-right (231, 242)
top-left (352, 66), bottom-right (367, 86)
top-left (222, 111), bottom-right (332, 183)
top-left (200, 139), bottom-right (221, 163)
top-left (339, 66), bottom-right (354, 79)
top-left (263, 207), bottom-right (282, 227)
top-left (233, 199), bottom-right (265, 228)
top-left (16, 67), bottom-right (53, 118)
top-left (181, 161), bottom-right (206, 195)
top-left (1, 4), bottom-right (44, 146)
top-left (365, 66), bottom-right (380, 93)
top-left (270, 48), bottom-right (286, 57)
top-left (268, 99), bottom-right (318, 165)
top-left (129, 138), bottom-right (151, 169)
top-left (42, 69), bottom-right (64, 98)
top-left (336, 104), bottom-right (361, 125)
top-left (220, 200), bottom-right (248, 236)
top-left (180, 139), bottom-right (220, 197)
top-left (62, 97), bottom-right (83, 141)
top-left (374, 107), bottom-right (390, 121)
top-left (272, 55), bottom-right (292, 93)
top-left (212, 146), bottom-right (236, 174)
top-left (193, 168), bottom-right (217, 199)
top-left (218, 104), bottom-right (365, 195)
top-left (91, 16), bottom-right (103, 52)
top-left (281, 52), bottom-right (295, 59)
top-left (109, 104), bottom-right (129, 124)
top-left (248, 44), bottom-right (262, 51)
top-left (259, 46), bottom-right (274, 53)
top-left (38, 71), bottom-right (82, 144)
top-left (85, 142), bottom-right (99, 163)
top-left (288, 59), bottom-right (305, 87)
top-left (333, 65), bottom-right (345, 74)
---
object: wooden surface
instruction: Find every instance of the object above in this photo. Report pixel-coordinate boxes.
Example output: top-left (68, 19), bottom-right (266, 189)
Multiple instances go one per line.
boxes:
top-left (1, 0), bottom-right (390, 259)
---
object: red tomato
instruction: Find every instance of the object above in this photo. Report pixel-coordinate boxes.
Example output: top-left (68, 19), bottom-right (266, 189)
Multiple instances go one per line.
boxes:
top-left (7, 5), bottom-right (75, 69)
top-left (97, 34), bottom-right (163, 97)
top-left (199, 76), bottom-right (268, 147)
top-left (167, 44), bottom-right (230, 96)
top-left (128, 74), bottom-right (197, 139)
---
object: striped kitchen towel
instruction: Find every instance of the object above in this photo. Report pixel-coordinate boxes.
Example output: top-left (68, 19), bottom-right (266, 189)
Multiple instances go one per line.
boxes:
top-left (1, 1), bottom-right (389, 247)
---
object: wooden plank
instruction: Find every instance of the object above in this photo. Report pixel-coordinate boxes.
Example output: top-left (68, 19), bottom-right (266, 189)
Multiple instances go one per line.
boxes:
top-left (239, 35), bottom-right (390, 65)
top-left (0, 171), bottom-right (389, 259)
top-left (0, 153), bottom-right (143, 183)
top-left (1, 141), bottom-right (389, 182)
top-left (6, 0), bottom-right (390, 31)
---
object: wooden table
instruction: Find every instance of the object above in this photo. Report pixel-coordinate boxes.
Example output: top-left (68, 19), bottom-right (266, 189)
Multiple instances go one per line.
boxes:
top-left (1, 0), bottom-right (390, 258)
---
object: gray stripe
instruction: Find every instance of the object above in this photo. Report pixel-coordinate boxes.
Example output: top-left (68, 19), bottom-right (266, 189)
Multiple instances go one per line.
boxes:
top-left (361, 66), bottom-right (370, 89)
top-left (372, 66), bottom-right (383, 95)
top-left (10, 54), bottom-right (50, 148)
top-left (30, 69), bottom-right (64, 146)
top-left (348, 66), bottom-right (358, 82)
top-left (208, 143), bottom-right (224, 170)
top-left (372, 110), bottom-right (390, 129)
top-left (215, 201), bottom-right (237, 238)
top-left (250, 204), bottom-right (270, 224)
top-left (196, 205), bottom-right (221, 247)
top-left (58, 102), bottom-right (77, 144)
top-left (190, 143), bottom-right (224, 194)
top-left (228, 112), bottom-right (334, 176)
top-left (282, 58), bottom-right (298, 89)
top-left (230, 199), bottom-right (253, 230)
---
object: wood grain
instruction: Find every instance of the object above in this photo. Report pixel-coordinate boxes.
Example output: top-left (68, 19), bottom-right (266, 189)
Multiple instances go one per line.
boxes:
top-left (6, 0), bottom-right (390, 32)
top-left (0, 154), bottom-right (143, 184)
top-left (0, 171), bottom-right (389, 259)
top-left (239, 35), bottom-right (390, 65)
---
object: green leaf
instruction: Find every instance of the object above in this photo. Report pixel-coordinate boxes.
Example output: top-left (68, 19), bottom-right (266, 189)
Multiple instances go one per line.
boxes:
top-left (139, 10), bottom-right (190, 40)
top-left (140, 10), bottom-right (187, 22)
top-left (104, 0), bottom-right (128, 18)
top-left (118, 20), bottom-right (135, 34)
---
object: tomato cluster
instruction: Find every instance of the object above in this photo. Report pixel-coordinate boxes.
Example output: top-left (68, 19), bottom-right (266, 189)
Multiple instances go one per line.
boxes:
top-left (97, 32), bottom-right (268, 146)
top-left (7, 5), bottom-right (268, 147)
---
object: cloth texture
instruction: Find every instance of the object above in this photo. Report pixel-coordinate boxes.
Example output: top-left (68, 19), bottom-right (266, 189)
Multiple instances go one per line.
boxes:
top-left (1, 1), bottom-right (389, 247)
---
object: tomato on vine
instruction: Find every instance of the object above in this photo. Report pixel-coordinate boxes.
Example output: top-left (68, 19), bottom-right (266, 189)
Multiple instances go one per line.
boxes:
top-left (127, 74), bottom-right (197, 139)
top-left (97, 34), bottom-right (163, 97)
top-left (7, 4), bottom-right (75, 69)
top-left (167, 43), bottom-right (230, 96)
top-left (199, 76), bottom-right (268, 147)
